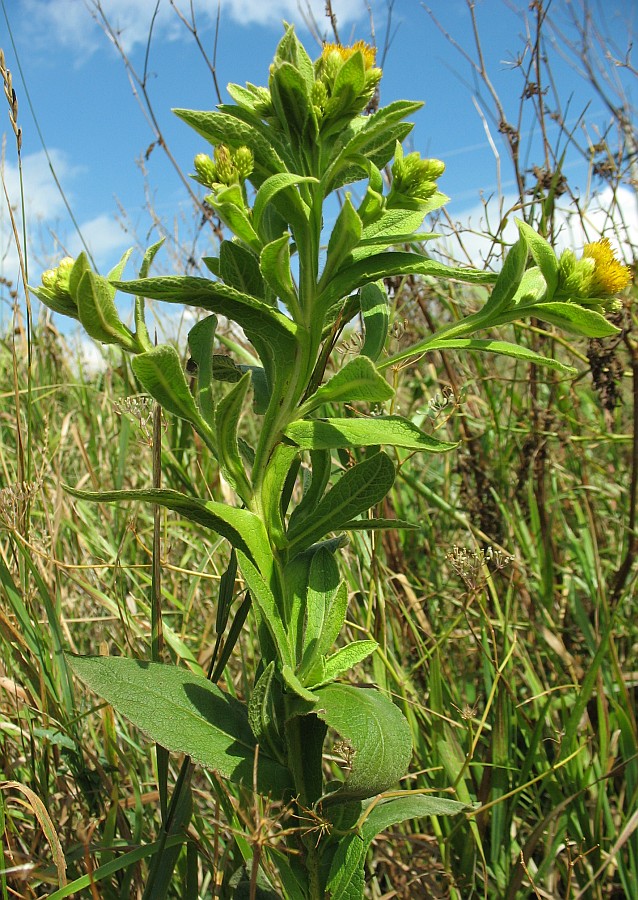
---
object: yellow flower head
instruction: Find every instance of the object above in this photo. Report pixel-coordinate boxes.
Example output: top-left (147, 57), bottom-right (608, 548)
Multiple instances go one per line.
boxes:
top-left (582, 238), bottom-right (632, 297)
top-left (321, 40), bottom-right (377, 70)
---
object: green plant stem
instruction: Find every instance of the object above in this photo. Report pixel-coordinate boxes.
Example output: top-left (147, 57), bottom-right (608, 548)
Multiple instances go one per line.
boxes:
top-left (283, 713), bottom-right (323, 899)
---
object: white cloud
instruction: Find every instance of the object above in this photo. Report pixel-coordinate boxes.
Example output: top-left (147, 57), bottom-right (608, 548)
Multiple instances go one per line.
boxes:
top-left (0, 148), bottom-right (130, 293)
top-left (22, 0), bottom-right (365, 57)
top-left (66, 213), bottom-right (130, 266)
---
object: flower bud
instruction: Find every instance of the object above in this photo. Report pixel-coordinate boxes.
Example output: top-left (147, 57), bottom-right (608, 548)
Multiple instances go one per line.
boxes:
top-left (214, 145), bottom-right (235, 185)
top-left (233, 146), bottom-right (254, 180)
top-left (193, 153), bottom-right (218, 188)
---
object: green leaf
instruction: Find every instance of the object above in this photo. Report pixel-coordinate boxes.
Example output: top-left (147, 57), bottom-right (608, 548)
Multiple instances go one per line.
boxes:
top-left (247, 661), bottom-right (284, 763)
top-left (106, 246), bottom-right (134, 283)
top-left (236, 550), bottom-right (293, 668)
top-left (138, 238), bottom-right (166, 279)
top-left (328, 100), bottom-right (422, 174)
top-left (320, 195), bottom-right (363, 287)
top-left (68, 252), bottom-right (91, 300)
top-left (359, 282), bottom-right (389, 362)
top-left (311, 683), bottom-right (413, 800)
top-left (324, 833), bottom-right (366, 900)
top-left (300, 356), bottom-right (393, 415)
top-left (261, 443), bottom-right (299, 550)
top-left (287, 450), bottom-right (332, 532)
top-left (480, 236), bottom-right (528, 319)
top-left (207, 185), bottom-right (262, 252)
top-left (110, 276), bottom-right (299, 356)
top-left (212, 354), bottom-right (243, 383)
top-left (516, 220), bottom-right (558, 298)
top-left (220, 240), bottom-right (266, 300)
top-left (65, 486), bottom-right (274, 582)
top-left (270, 60), bottom-right (312, 141)
top-left (352, 207), bottom-right (437, 261)
top-left (188, 315), bottom-right (218, 425)
top-left (318, 581), bottom-right (349, 657)
top-left (424, 338), bottom-right (576, 375)
top-left (216, 372), bottom-right (253, 502)
top-left (260, 234), bottom-right (299, 313)
top-left (517, 301), bottom-right (620, 337)
top-left (284, 415), bottom-right (457, 453)
top-left (131, 345), bottom-right (213, 439)
top-left (360, 794), bottom-right (468, 843)
top-left (511, 266), bottom-right (550, 306)
top-left (325, 793), bottom-right (468, 900)
top-left (341, 518), bottom-right (419, 531)
top-left (282, 664), bottom-right (317, 702)
top-left (321, 640), bottom-right (378, 683)
top-left (317, 251), bottom-right (494, 316)
top-left (76, 270), bottom-right (135, 349)
top-left (287, 452), bottom-right (395, 553)
top-left (68, 656), bottom-right (291, 796)
top-left (299, 547), bottom-right (339, 676)
top-left (252, 173), bottom-right (316, 237)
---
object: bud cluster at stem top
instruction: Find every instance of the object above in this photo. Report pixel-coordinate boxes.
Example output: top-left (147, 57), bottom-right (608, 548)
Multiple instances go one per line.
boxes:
top-left (193, 145), bottom-right (254, 189)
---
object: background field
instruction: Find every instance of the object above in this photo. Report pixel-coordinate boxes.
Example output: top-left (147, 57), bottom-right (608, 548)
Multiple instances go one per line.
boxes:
top-left (1, 2), bottom-right (637, 897)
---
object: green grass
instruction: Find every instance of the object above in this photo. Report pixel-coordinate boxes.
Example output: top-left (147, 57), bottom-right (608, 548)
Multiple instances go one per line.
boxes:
top-left (1, 288), bottom-right (636, 898)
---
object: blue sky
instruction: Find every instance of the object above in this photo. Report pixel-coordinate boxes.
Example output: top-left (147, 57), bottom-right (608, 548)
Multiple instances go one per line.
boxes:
top-left (1, 0), bottom-right (636, 317)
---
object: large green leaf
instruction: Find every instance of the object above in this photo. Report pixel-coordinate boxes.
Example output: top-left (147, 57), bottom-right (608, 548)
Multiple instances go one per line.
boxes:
top-left (298, 546), bottom-right (340, 677)
top-left (261, 443), bottom-right (299, 550)
top-left (69, 656), bottom-right (291, 796)
top-left (317, 252), bottom-right (494, 315)
top-left (65, 486), bottom-right (274, 582)
top-left (284, 415), bottom-right (457, 452)
top-left (478, 236), bottom-right (528, 319)
top-left (131, 346), bottom-right (214, 439)
top-left (323, 834), bottom-right (365, 900)
top-left (311, 683), bottom-right (412, 800)
top-left (286, 452), bottom-right (395, 553)
top-left (299, 356), bottom-right (393, 414)
top-left (208, 187), bottom-right (262, 253)
top-left (514, 301), bottom-right (620, 337)
top-left (110, 276), bottom-right (299, 355)
top-left (76, 270), bottom-right (135, 349)
top-left (421, 338), bottom-right (576, 375)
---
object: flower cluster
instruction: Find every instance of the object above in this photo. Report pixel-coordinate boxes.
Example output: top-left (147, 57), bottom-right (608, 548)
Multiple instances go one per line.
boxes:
top-left (387, 143), bottom-right (445, 209)
top-left (312, 40), bottom-right (382, 128)
top-left (193, 145), bottom-right (253, 190)
top-left (557, 238), bottom-right (632, 311)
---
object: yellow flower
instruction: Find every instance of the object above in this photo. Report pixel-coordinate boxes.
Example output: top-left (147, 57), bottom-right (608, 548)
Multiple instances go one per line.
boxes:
top-left (321, 40), bottom-right (377, 70)
top-left (582, 238), bottom-right (632, 297)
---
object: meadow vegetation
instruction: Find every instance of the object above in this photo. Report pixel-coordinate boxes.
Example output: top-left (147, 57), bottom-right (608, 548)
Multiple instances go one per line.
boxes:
top-left (0, 3), bottom-right (637, 897)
